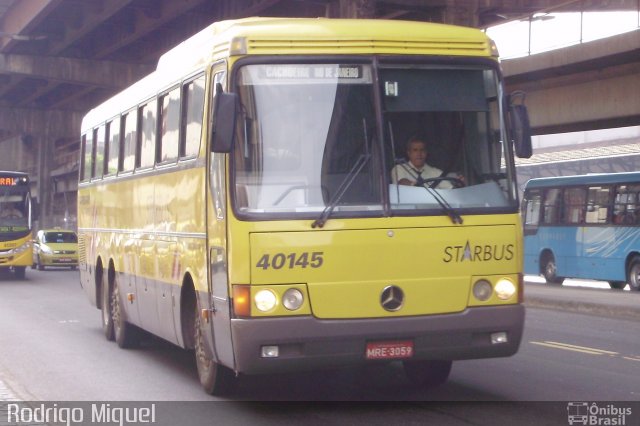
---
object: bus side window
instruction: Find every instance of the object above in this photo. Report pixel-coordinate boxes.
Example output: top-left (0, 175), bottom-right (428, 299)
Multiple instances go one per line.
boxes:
top-left (563, 187), bottom-right (586, 224)
top-left (586, 185), bottom-right (609, 224)
top-left (523, 190), bottom-right (541, 226)
top-left (542, 188), bottom-right (561, 225)
top-left (614, 184), bottom-right (640, 225)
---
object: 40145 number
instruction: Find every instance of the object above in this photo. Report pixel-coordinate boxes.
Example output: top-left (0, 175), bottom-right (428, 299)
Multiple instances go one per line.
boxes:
top-left (256, 252), bottom-right (324, 270)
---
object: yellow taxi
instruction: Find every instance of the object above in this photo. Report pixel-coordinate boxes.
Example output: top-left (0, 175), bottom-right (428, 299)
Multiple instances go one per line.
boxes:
top-left (32, 228), bottom-right (78, 270)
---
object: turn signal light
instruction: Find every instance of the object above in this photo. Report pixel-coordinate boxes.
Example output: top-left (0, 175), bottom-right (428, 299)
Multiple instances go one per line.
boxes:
top-left (232, 285), bottom-right (250, 317)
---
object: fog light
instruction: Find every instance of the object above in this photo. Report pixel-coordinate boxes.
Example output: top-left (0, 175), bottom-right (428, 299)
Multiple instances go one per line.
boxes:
top-left (282, 288), bottom-right (304, 311)
top-left (491, 332), bottom-right (508, 344)
top-left (495, 278), bottom-right (516, 300)
top-left (255, 289), bottom-right (277, 312)
top-left (261, 345), bottom-right (279, 358)
top-left (473, 279), bottom-right (493, 301)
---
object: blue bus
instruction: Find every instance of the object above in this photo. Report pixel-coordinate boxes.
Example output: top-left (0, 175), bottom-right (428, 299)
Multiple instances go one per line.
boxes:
top-left (522, 172), bottom-right (640, 290)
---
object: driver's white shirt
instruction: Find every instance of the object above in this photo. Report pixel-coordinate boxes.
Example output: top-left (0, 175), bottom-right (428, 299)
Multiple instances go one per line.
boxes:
top-left (390, 161), bottom-right (453, 189)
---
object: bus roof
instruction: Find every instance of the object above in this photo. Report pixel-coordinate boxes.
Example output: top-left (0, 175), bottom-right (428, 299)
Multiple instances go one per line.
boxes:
top-left (81, 17), bottom-right (492, 132)
top-left (525, 172), bottom-right (640, 189)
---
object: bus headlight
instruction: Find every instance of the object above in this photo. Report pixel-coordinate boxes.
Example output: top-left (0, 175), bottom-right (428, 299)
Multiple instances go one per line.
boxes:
top-left (472, 279), bottom-right (493, 301)
top-left (282, 288), bottom-right (304, 311)
top-left (495, 278), bottom-right (516, 300)
top-left (254, 289), bottom-right (277, 312)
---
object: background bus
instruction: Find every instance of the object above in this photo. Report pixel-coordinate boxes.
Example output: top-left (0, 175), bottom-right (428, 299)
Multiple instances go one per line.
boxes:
top-left (78, 17), bottom-right (532, 395)
top-left (0, 171), bottom-right (35, 279)
top-left (522, 172), bottom-right (640, 290)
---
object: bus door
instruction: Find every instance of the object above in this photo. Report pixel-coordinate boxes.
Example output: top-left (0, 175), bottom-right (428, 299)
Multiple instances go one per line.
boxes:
top-left (207, 150), bottom-right (234, 367)
top-left (205, 69), bottom-right (235, 367)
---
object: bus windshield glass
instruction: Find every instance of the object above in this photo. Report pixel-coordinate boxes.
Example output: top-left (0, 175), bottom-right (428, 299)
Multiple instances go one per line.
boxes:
top-left (0, 179), bottom-right (29, 231)
top-left (233, 61), bottom-right (517, 218)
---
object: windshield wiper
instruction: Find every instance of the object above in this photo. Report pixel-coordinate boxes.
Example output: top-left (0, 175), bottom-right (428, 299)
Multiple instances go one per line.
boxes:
top-left (419, 185), bottom-right (463, 225)
top-left (311, 153), bottom-right (371, 229)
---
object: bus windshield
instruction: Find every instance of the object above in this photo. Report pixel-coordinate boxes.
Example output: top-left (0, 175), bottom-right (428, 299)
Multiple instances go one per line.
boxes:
top-left (233, 61), bottom-right (517, 219)
top-left (0, 184), bottom-right (30, 231)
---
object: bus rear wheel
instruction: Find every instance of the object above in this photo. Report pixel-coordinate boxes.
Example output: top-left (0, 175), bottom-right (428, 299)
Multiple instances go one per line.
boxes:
top-left (541, 253), bottom-right (564, 285)
top-left (101, 269), bottom-right (115, 341)
top-left (403, 359), bottom-right (452, 387)
top-left (194, 305), bottom-right (235, 396)
top-left (627, 256), bottom-right (640, 291)
top-left (111, 273), bottom-right (141, 348)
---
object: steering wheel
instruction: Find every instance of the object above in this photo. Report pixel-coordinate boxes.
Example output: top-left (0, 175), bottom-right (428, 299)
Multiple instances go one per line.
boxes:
top-left (420, 176), bottom-right (465, 189)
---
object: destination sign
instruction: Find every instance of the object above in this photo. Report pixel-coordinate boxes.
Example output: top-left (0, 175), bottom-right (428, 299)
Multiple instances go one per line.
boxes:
top-left (262, 65), bottom-right (361, 79)
top-left (242, 64), bottom-right (371, 84)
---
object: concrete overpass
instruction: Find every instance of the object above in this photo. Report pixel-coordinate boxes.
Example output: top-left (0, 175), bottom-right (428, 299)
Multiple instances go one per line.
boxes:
top-left (503, 29), bottom-right (640, 135)
top-left (0, 0), bottom-right (637, 227)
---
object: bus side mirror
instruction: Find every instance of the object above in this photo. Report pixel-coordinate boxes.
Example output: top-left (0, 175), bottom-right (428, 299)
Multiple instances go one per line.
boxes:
top-left (211, 85), bottom-right (238, 153)
top-left (509, 91), bottom-right (533, 159)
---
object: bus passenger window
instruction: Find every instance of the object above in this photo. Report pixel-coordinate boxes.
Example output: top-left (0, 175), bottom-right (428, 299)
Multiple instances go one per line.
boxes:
top-left (107, 117), bottom-right (120, 175)
top-left (138, 100), bottom-right (157, 169)
top-left (586, 186), bottom-right (610, 224)
top-left (122, 110), bottom-right (137, 172)
top-left (159, 88), bottom-right (180, 163)
top-left (542, 188), bottom-right (561, 224)
top-left (523, 190), bottom-right (541, 226)
top-left (181, 75), bottom-right (205, 158)
top-left (563, 188), bottom-right (586, 224)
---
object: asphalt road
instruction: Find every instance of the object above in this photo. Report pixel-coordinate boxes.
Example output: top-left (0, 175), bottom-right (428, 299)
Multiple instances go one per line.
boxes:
top-left (0, 269), bottom-right (639, 425)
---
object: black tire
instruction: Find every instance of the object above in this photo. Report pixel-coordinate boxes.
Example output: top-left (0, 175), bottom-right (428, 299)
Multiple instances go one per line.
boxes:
top-left (112, 272), bottom-right (141, 348)
top-left (101, 269), bottom-right (115, 341)
top-left (608, 281), bottom-right (626, 290)
top-left (627, 256), bottom-right (640, 291)
top-left (194, 303), bottom-right (235, 395)
top-left (403, 359), bottom-right (452, 387)
top-left (541, 252), bottom-right (564, 285)
top-left (14, 266), bottom-right (26, 280)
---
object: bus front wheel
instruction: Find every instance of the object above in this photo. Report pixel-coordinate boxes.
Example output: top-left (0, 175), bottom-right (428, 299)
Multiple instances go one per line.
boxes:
top-left (194, 305), bottom-right (235, 396)
top-left (403, 359), bottom-right (452, 387)
top-left (14, 267), bottom-right (26, 280)
top-left (627, 256), bottom-right (640, 291)
top-left (541, 253), bottom-right (564, 285)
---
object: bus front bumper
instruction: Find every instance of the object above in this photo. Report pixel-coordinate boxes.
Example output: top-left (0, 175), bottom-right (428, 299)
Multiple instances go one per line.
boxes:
top-left (229, 304), bottom-right (524, 375)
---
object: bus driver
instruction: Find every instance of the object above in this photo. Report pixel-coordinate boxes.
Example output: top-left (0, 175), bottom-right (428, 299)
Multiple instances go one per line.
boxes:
top-left (391, 137), bottom-right (462, 189)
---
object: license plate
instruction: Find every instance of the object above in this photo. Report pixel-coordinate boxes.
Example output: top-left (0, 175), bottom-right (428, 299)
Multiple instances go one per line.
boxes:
top-left (365, 340), bottom-right (414, 360)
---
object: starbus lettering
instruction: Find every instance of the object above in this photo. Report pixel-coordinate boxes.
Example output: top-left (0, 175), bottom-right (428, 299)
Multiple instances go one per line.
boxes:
top-left (443, 241), bottom-right (514, 263)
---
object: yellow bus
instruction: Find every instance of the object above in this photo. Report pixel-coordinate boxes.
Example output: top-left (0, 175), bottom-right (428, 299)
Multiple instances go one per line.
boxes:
top-left (0, 171), bottom-right (35, 279)
top-left (78, 17), bottom-right (532, 395)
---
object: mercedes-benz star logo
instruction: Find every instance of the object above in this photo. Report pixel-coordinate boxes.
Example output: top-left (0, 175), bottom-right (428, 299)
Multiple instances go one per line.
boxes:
top-left (380, 285), bottom-right (404, 312)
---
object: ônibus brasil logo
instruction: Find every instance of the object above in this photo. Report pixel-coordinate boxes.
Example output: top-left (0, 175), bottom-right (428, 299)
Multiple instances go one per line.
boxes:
top-left (567, 402), bottom-right (632, 425)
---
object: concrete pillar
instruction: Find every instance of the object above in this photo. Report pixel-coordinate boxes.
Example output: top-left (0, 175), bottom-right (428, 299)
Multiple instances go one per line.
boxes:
top-left (328, 0), bottom-right (376, 18)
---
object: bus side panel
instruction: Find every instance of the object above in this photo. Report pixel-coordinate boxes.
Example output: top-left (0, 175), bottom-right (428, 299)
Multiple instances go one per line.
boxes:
top-left (78, 188), bottom-right (98, 308)
top-left (580, 226), bottom-right (633, 282)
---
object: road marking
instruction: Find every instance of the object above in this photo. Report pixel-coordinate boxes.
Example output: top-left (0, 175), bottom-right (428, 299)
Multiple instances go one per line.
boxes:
top-left (530, 340), bottom-right (640, 363)
top-left (530, 341), bottom-right (606, 355)
top-left (544, 341), bottom-right (619, 355)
